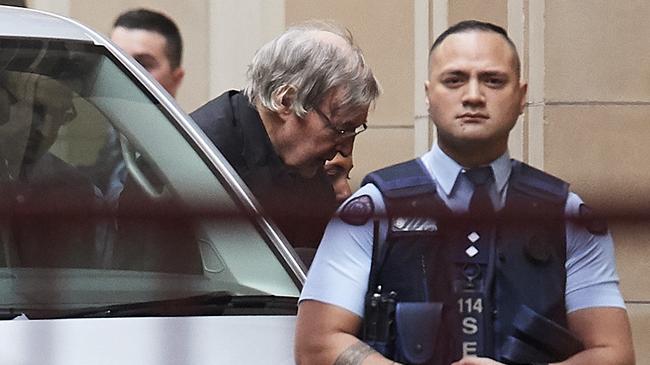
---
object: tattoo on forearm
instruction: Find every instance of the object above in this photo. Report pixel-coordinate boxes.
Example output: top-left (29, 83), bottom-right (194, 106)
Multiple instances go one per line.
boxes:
top-left (334, 341), bottom-right (378, 365)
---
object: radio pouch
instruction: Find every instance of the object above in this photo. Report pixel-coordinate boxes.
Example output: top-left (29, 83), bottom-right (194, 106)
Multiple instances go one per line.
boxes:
top-left (394, 302), bottom-right (443, 364)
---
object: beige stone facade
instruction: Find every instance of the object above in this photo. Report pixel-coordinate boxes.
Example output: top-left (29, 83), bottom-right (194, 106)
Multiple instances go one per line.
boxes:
top-left (26, 0), bottom-right (650, 362)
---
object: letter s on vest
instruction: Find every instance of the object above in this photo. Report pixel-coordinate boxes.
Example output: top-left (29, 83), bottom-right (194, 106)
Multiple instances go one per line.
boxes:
top-left (462, 317), bottom-right (478, 335)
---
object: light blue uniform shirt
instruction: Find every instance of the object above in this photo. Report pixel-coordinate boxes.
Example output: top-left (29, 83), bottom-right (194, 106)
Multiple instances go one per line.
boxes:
top-left (300, 145), bottom-right (624, 317)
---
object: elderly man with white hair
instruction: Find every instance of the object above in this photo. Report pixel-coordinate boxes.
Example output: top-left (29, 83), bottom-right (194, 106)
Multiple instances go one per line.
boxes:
top-left (191, 22), bottom-right (380, 251)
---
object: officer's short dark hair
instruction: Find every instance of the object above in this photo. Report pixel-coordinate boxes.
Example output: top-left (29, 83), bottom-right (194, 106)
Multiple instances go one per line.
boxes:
top-left (430, 20), bottom-right (520, 77)
top-left (113, 8), bottom-right (182, 69)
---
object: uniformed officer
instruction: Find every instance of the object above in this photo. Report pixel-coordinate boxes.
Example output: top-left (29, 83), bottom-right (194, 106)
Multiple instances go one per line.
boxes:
top-left (294, 20), bottom-right (634, 365)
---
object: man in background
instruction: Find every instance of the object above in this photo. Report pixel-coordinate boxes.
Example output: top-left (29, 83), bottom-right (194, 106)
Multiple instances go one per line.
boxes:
top-left (90, 8), bottom-right (184, 200)
top-left (1, 73), bottom-right (99, 267)
top-left (111, 8), bottom-right (184, 97)
top-left (105, 9), bottom-right (201, 273)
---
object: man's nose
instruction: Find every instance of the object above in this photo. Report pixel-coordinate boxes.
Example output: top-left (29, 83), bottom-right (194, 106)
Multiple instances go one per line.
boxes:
top-left (462, 79), bottom-right (485, 106)
top-left (337, 136), bottom-right (354, 157)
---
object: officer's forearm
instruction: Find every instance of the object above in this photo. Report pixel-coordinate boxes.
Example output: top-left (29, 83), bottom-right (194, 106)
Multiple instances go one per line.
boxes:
top-left (296, 300), bottom-right (397, 365)
top-left (556, 307), bottom-right (635, 365)
top-left (296, 328), bottom-right (396, 365)
top-left (334, 341), bottom-right (401, 365)
top-left (551, 345), bottom-right (635, 365)
top-left (295, 329), bottom-right (362, 365)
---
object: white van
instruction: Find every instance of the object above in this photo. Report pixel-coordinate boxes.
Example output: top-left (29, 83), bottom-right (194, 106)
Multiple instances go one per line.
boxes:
top-left (0, 6), bottom-right (303, 364)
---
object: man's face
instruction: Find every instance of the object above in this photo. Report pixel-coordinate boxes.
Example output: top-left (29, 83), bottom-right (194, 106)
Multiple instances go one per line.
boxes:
top-left (0, 75), bottom-right (74, 169)
top-left (425, 31), bottom-right (527, 160)
top-left (110, 27), bottom-right (184, 96)
top-left (274, 88), bottom-right (368, 179)
top-left (324, 153), bottom-right (353, 204)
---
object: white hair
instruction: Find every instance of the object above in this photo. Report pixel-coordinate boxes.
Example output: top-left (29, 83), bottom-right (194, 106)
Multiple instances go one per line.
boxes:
top-left (244, 21), bottom-right (380, 118)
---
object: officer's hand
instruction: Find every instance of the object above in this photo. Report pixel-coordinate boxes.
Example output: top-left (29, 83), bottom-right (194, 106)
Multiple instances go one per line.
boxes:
top-left (451, 356), bottom-right (504, 365)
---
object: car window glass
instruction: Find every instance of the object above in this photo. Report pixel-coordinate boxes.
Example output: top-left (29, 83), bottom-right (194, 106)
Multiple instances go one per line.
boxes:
top-left (0, 38), bottom-right (298, 314)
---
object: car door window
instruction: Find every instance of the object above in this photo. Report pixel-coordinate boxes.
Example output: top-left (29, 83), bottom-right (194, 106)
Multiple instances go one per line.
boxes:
top-left (0, 37), bottom-right (298, 315)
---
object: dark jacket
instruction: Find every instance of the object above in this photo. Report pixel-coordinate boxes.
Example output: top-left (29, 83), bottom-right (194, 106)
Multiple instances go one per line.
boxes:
top-left (1, 153), bottom-right (101, 268)
top-left (191, 90), bottom-right (337, 249)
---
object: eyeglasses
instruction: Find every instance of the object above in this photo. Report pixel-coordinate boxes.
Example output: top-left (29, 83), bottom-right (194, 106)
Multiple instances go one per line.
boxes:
top-left (313, 107), bottom-right (367, 140)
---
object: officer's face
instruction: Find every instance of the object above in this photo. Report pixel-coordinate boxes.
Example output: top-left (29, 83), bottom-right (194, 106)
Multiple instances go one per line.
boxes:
top-left (277, 88), bottom-right (368, 179)
top-left (425, 31), bottom-right (527, 164)
top-left (111, 27), bottom-right (184, 97)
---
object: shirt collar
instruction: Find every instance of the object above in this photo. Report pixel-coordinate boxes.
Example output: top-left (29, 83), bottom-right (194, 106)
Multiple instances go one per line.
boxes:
top-left (422, 144), bottom-right (511, 197)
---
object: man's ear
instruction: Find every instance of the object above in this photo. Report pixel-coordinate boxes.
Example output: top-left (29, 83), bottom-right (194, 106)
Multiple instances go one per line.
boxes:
top-left (273, 84), bottom-right (297, 115)
top-left (424, 80), bottom-right (430, 108)
top-left (172, 67), bottom-right (185, 86)
top-left (167, 67), bottom-right (185, 97)
top-left (518, 81), bottom-right (528, 114)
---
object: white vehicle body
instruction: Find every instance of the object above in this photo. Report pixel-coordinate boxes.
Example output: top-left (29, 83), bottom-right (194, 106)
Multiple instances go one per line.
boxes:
top-left (0, 6), bottom-right (303, 364)
top-left (0, 316), bottom-right (296, 364)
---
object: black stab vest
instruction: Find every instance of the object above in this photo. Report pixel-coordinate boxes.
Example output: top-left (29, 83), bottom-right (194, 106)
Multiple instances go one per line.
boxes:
top-left (361, 159), bottom-right (582, 365)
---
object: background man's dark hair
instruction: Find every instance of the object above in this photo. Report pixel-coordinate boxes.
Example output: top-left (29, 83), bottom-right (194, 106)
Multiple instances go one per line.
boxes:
top-left (113, 8), bottom-right (182, 69)
top-left (430, 20), bottom-right (520, 77)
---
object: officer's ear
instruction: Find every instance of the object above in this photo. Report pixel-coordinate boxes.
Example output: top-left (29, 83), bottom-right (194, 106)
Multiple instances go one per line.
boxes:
top-left (424, 80), bottom-right (430, 108)
top-left (518, 81), bottom-right (528, 114)
top-left (273, 84), bottom-right (297, 115)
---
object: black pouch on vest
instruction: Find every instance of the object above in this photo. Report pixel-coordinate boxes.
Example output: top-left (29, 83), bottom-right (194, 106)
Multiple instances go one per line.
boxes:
top-left (394, 302), bottom-right (443, 364)
top-left (500, 305), bottom-right (583, 364)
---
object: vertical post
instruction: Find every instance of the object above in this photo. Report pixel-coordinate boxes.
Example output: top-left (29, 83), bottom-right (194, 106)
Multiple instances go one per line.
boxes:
top-left (423, 0), bottom-right (449, 154)
top-left (527, 0), bottom-right (545, 169)
top-left (413, 0), bottom-right (432, 157)
top-left (507, 0), bottom-right (525, 161)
